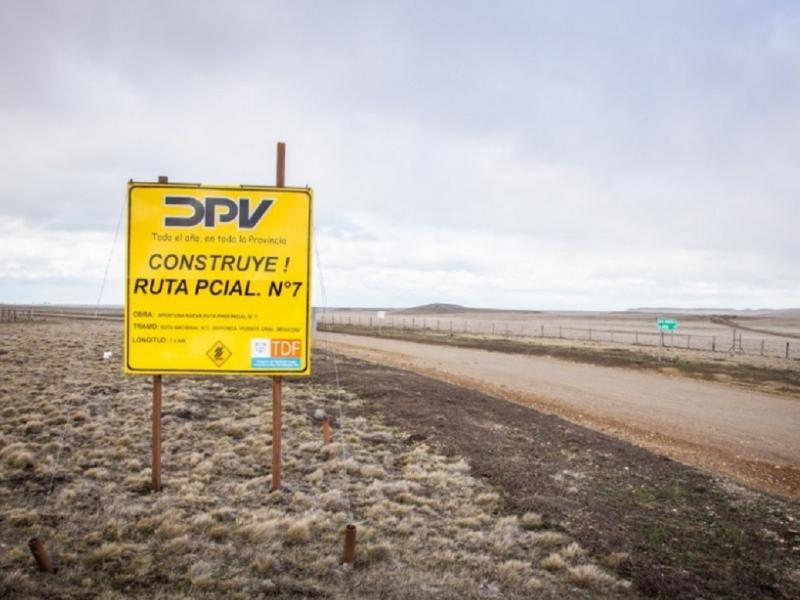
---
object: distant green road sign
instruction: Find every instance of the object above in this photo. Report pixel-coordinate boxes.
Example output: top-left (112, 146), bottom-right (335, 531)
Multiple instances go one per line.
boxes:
top-left (657, 318), bottom-right (677, 331)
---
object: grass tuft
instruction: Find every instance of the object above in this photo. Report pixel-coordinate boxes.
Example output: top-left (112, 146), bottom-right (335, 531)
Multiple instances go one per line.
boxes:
top-left (541, 552), bottom-right (567, 572)
top-left (519, 511), bottom-right (543, 530)
top-left (497, 559), bottom-right (532, 584)
top-left (1, 442), bottom-right (35, 469)
top-left (285, 518), bottom-right (312, 544)
top-left (561, 542), bottom-right (585, 561)
top-left (603, 551), bottom-right (630, 571)
top-left (86, 543), bottom-right (127, 567)
top-left (566, 564), bottom-right (618, 589)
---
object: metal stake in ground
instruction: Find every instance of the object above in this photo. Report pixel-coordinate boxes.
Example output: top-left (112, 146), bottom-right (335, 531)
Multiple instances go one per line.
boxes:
top-left (322, 415), bottom-right (332, 444)
top-left (151, 174), bottom-right (169, 493)
top-left (152, 374), bottom-right (162, 492)
top-left (272, 375), bottom-right (282, 490)
top-left (342, 524), bottom-right (357, 564)
top-left (28, 537), bottom-right (55, 573)
top-left (271, 142), bottom-right (286, 491)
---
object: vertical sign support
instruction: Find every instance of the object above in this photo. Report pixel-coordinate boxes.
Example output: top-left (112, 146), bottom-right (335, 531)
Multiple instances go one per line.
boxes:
top-left (151, 174), bottom-right (168, 492)
top-left (152, 374), bottom-right (162, 492)
top-left (271, 142), bottom-right (286, 492)
top-left (128, 159), bottom-right (311, 493)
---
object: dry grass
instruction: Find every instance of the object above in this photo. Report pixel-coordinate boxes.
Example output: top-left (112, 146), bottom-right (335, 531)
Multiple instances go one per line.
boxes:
top-left (0, 319), bottom-right (629, 599)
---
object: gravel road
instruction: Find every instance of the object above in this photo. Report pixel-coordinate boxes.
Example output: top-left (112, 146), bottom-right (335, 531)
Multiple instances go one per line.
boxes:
top-left (318, 332), bottom-right (800, 499)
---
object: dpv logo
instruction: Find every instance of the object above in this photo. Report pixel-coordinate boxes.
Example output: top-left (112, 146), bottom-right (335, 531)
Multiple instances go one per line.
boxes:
top-left (163, 196), bottom-right (274, 229)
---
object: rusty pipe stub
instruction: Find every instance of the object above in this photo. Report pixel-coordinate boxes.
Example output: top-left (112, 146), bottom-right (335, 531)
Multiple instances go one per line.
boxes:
top-left (322, 416), bottom-right (332, 445)
top-left (28, 537), bottom-right (56, 573)
top-left (342, 524), bottom-right (357, 565)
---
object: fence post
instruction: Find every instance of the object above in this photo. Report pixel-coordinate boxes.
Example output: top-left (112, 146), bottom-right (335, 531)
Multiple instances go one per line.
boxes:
top-left (712, 336), bottom-right (716, 352)
top-left (786, 342), bottom-right (790, 359)
top-left (687, 334), bottom-right (691, 349)
top-left (558, 325), bottom-right (562, 339)
top-left (760, 340), bottom-right (764, 356)
top-left (492, 322), bottom-right (495, 335)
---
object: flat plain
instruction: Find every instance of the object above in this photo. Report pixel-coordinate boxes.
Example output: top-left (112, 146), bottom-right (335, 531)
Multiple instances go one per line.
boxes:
top-left (1, 318), bottom-right (630, 599)
top-left (325, 305), bottom-right (800, 359)
top-left (2, 315), bottom-right (799, 599)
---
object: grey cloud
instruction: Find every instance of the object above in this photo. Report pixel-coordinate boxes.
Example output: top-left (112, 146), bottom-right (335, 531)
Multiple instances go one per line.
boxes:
top-left (0, 1), bottom-right (798, 307)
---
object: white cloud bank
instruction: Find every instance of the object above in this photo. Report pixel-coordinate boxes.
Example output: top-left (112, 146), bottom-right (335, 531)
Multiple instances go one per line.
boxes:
top-left (1, 1), bottom-right (798, 309)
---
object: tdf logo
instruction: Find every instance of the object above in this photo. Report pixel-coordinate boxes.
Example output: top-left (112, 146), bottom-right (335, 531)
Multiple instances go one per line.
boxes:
top-left (163, 196), bottom-right (274, 229)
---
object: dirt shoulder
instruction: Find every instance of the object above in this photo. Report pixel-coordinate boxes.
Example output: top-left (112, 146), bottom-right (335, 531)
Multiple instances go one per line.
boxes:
top-left (318, 323), bottom-right (800, 398)
top-left (319, 331), bottom-right (800, 500)
top-left (307, 350), bottom-right (800, 599)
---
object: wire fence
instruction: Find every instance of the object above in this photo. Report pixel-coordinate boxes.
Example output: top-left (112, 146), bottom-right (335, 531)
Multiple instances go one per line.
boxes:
top-left (4, 305), bottom-right (797, 360)
top-left (318, 313), bottom-right (799, 360)
top-left (0, 305), bottom-right (123, 322)
top-left (0, 307), bottom-right (34, 322)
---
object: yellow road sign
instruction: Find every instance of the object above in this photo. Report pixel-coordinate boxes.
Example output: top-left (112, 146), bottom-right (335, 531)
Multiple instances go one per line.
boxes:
top-left (125, 182), bottom-right (312, 375)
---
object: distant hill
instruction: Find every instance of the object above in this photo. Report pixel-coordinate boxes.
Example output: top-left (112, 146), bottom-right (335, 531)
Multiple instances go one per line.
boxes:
top-left (392, 303), bottom-right (468, 315)
top-left (393, 303), bottom-right (542, 315)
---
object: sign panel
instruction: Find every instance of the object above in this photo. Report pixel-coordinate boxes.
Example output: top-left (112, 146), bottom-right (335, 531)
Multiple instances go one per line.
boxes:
top-left (657, 318), bottom-right (677, 331)
top-left (125, 182), bottom-right (312, 375)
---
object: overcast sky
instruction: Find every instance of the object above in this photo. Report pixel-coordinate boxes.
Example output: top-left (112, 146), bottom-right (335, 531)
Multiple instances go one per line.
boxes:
top-left (0, 1), bottom-right (798, 310)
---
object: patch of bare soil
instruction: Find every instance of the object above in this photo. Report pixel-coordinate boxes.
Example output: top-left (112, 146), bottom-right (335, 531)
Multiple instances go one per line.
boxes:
top-left (306, 350), bottom-right (800, 600)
